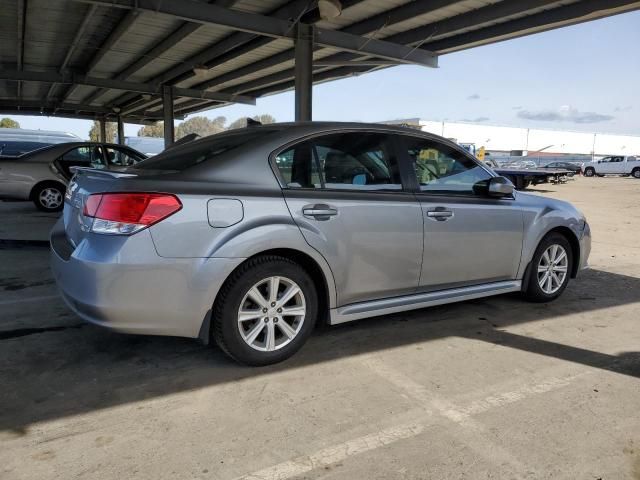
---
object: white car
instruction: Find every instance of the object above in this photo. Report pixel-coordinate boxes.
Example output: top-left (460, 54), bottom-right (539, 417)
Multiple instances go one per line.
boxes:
top-left (0, 142), bottom-right (146, 212)
top-left (583, 155), bottom-right (640, 178)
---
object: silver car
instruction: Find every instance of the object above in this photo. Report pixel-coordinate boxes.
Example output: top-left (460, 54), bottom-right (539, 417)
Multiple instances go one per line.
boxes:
top-left (0, 142), bottom-right (146, 211)
top-left (51, 123), bottom-right (591, 365)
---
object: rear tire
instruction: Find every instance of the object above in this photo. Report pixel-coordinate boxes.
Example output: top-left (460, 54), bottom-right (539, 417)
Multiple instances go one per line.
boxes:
top-left (212, 255), bottom-right (318, 366)
top-left (583, 167), bottom-right (595, 177)
top-left (523, 233), bottom-right (573, 303)
top-left (32, 182), bottom-right (65, 212)
top-left (632, 168), bottom-right (640, 179)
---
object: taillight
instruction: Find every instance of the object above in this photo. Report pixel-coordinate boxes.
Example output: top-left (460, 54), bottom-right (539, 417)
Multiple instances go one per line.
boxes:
top-left (83, 193), bottom-right (182, 235)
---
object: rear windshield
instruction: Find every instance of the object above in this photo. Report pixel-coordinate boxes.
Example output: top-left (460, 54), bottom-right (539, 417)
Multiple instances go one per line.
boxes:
top-left (133, 129), bottom-right (276, 171)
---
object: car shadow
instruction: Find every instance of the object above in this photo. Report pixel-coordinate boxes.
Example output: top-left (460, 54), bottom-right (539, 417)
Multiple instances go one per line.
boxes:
top-left (1, 268), bottom-right (639, 433)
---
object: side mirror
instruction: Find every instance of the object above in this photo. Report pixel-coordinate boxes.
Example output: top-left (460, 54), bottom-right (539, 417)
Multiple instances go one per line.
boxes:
top-left (488, 176), bottom-right (514, 197)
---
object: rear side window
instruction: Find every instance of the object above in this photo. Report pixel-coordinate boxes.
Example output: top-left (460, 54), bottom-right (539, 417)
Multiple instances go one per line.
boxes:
top-left (134, 129), bottom-right (273, 170)
top-left (275, 132), bottom-right (402, 191)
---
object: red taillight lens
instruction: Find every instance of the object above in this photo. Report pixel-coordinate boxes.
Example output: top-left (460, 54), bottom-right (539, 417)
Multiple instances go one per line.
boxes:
top-left (83, 193), bottom-right (182, 234)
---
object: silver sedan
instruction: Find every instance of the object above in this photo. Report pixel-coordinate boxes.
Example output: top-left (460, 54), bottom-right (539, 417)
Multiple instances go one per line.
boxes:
top-left (51, 123), bottom-right (591, 365)
top-left (0, 142), bottom-right (146, 211)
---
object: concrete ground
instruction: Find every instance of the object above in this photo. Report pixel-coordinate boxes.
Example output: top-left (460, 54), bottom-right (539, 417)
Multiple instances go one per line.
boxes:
top-left (1, 177), bottom-right (639, 480)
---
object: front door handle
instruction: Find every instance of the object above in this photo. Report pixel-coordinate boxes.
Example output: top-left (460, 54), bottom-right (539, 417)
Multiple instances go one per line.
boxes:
top-left (302, 204), bottom-right (338, 220)
top-left (426, 209), bottom-right (453, 221)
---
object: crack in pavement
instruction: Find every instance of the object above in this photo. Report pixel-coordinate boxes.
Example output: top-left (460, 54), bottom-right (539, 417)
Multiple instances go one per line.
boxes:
top-left (0, 324), bottom-right (84, 340)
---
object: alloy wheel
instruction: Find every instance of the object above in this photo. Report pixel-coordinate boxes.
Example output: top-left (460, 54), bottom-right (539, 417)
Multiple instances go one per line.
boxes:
top-left (237, 276), bottom-right (306, 352)
top-left (537, 244), bottom-right (569, 294)
top-left (39, 187), bottom-right (63, 209)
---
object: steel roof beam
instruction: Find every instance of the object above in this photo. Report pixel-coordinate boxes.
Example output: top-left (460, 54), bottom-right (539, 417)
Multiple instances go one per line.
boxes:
top-left (216, 0), bottom-right (636, 99)
top-left (16, 0), bottom-right (26, 99)
top-left (108, 0), bottom-right (315, 110)
top-left (80, 0), bottom-right (239, 106)
top-left (72, 0), bottom-right (438, 67)
top-left (47, 4), bottom-right (99, 101)
top-left (0, 70), bottom-right (256, 105)
top-left (183, 0), bottom-right (457, 95)
top-left (61, 8), bottom-right (140, 103)
top-left (416, 0), bottom-right (640, 53)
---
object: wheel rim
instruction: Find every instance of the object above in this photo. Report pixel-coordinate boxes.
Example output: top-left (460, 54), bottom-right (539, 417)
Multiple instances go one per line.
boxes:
top-left (633, 171), bottom-right (640, 178)
top-left (237, 276), bottom-right (306, 352)
top-left (39, 187), bottom-right (63, 209)
top-left (585, 170), bottom-right (593, 177)
top-left (537, 244), bottom-right (569, 295)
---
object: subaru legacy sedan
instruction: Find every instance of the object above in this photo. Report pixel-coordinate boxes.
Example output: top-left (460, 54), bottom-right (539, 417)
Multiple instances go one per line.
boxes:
top-left (51, 123), bottom-right (591, 365)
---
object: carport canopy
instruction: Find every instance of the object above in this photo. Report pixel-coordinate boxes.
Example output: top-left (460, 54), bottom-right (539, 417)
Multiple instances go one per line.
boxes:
top-left (1, 0), bottom-right (639, 145)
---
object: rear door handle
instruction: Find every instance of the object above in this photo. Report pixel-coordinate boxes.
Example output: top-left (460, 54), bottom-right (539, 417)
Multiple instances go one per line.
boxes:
top-left (302, 204), bottom-right (338, 220)
top-left (426, 209), bottom-right (453, 221)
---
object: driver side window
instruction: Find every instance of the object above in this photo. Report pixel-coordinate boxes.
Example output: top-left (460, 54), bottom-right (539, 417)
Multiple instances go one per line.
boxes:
top-left (402, 136), bottom-right (492, 195)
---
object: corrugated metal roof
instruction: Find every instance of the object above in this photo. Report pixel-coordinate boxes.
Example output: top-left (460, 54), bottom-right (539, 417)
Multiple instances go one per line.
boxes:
top-left (1, 0), bottom-right (638, 123)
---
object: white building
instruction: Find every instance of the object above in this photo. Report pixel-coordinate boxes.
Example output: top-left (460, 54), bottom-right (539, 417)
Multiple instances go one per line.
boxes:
top-left (384, 119), bottom-right (640, 157)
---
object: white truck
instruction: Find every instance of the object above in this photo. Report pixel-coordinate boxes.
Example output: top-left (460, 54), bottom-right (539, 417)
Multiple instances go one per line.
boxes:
top-left (583, 155), bottom-right (640, 178)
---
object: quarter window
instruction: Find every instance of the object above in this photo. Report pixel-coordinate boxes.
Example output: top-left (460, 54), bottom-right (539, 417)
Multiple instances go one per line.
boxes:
top-left (402, 137), bottom-right (492, 195)
top-left (275, 132), bottom-right (402, 191)
top-left (105, 146), bottom-right (145, 167)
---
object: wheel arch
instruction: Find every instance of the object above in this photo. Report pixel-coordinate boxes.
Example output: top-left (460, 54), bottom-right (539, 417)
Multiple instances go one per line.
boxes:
top-left (200, 247), bottom-right (336, 344)
top-left (29, 179), bottom-right (66, 200)
top-left (522, 226), bottom-right (580, 292)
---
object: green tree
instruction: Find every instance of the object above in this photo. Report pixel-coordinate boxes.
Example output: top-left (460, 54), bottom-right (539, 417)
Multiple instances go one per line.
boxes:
top-left (88, 120), bottom-right (116, 142)
top-left (227, 114), bottom-right (276, 130)
top-left (0, 117), bottom-right (20, 128)
top-left (137, 122), bottom-right (164, 137)
top-left (175, 116), bottom-right (226, 139)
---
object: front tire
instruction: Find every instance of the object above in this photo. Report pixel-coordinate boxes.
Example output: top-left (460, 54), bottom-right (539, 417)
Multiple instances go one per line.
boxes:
top-left (523, 233), bottom-right (573, 303)
top-left (632, 168), bottom-right (640, 179)
top-left (212, 256), bottom-right (318, 366)
top-left (32, 182), bottom-right (65, 212)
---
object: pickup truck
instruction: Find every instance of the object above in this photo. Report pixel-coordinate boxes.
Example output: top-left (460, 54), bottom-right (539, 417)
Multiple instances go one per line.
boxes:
top-left (483, 158), bottom-right (571, 190)
top-left (582, 156), bottom-right (640, 178)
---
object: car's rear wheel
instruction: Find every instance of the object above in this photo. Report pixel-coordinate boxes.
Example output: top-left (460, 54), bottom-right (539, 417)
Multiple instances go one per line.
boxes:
top-left (32, 182), bottom-right (65, 212)
top-left (523, 233), bottom-right (573, 302)
top-left (212, 256), bottom-right (318, 366)
top-left (632, 168), bottom-right (640, 179)
top-left (583, 167), bottom-right (595, 177)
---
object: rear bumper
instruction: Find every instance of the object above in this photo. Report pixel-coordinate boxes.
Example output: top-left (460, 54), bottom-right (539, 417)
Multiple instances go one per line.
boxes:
top-left (50, 218), bottom-right (243, 338)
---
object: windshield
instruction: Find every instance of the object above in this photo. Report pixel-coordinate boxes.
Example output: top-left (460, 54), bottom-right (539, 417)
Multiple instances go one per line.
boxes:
top-left (133, 129), bottom-right (277, 171)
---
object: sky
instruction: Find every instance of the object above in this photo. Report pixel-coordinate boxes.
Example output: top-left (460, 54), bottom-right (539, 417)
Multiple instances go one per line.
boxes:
top-left (4, 9), bottom-right (639, 139)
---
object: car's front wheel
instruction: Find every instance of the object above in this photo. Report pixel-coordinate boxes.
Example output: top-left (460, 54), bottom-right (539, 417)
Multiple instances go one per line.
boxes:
top-left (523, 233), bottom-right (573, 302)
top-left (212, 256), bottom-right (318, 366)
top-left (32, 182), bottom-right (65, 212)
top-left (583, 167), bottom-right (595, 177)
top-left (632, 168), bottom-right (640, 179)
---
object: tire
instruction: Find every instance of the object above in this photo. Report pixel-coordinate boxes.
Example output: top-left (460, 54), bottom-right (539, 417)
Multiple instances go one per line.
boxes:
top-left (583, 168), bottom-right (595, 177)
top-left (212, 255), bottom-right (318, 366)
top-left (522, 232), bottom-right (573, 303)
top-left (632, 168), bottom-right (640, 179)
top-left (32, 182), bottom-right (65, 212)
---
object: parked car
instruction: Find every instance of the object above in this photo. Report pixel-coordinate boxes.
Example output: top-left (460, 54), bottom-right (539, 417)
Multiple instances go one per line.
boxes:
top-left (582, 156), bottom-right (640, 178)
top-left (540, 161), bottom-right (583, 174)
top-left (51, 123), bottom-right (591, 365)
top-left (0, 142), bottom-right (146, 212)
top-left (0, 128), bottom-right (82, 157)
top-left (483, 158), bottom-right (570, 189)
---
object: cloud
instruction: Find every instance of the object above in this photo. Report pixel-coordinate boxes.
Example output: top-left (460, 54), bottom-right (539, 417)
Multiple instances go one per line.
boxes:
top-left (517, 105), bottom-right (614, 124)
top-left (467, 94), bottom-right (481, 100)
top-left (512, 106), bottom-right (522, 110)
top-left (614, 105), bottom-right (632, 112)
top-left (460, 117), bottom-right (490, 123)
